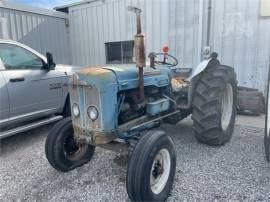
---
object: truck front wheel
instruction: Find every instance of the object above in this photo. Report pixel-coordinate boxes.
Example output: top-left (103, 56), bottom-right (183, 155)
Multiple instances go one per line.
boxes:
top-left (192, 65), bottom-right (237, 146)
top-left (45, 118), bottom-right (95, 172)
top-left (126, 131), bottom-right (176, 201)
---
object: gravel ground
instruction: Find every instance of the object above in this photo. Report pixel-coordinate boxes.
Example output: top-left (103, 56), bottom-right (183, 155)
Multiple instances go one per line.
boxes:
top-left (0, 118), bottom-right (270, 201)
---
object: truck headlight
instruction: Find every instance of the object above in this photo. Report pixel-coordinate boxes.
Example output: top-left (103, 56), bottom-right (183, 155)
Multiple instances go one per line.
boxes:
top-left (72, 103), bottom-right (80, 117)
top-left (87, 106), bottom-right (99, 121)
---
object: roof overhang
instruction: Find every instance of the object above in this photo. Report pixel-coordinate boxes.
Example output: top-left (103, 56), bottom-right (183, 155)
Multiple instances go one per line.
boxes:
top-left (54, 0), bottom-right (101, 13)
top-left (0, 0), bottom-right (68, 18)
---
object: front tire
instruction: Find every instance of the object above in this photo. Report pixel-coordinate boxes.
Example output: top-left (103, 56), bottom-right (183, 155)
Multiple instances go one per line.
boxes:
top-left (45, 118), bottom-right (95, 172)
top-left (126, 131), bottom-right (176, 202)
top-left (192, 65), bottom-right (237, 146)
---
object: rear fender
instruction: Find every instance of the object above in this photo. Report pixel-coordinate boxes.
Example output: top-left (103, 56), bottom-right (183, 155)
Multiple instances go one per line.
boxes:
top-left (180, 58), bottom-right (220, 109)
top-left (187, 59), bottom-right (212, 82)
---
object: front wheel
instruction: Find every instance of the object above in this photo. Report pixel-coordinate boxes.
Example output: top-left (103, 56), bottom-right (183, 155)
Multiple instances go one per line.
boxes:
top-left (45, 118), bottom-right (95, 172)
top-left (126, 131), bottom-right (176, 202)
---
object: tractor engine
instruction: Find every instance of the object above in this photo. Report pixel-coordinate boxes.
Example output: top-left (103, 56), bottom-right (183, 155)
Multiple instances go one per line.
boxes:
top-left (118, 86), bottom-right (169, 124)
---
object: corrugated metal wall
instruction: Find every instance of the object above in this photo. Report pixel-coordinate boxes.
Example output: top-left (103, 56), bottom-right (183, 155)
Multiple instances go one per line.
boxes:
top-left (210, 0), bottom-right (270, 93)
top-left (65, 0), bottom-right (270, 93)
top-left (68, 0), bottom-right (203, 69)
top-left (0, 3), bottom-right (70, 64)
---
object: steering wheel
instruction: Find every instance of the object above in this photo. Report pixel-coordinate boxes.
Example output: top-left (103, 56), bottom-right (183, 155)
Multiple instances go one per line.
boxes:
top-left (153, 53), bottom-right (178, 68)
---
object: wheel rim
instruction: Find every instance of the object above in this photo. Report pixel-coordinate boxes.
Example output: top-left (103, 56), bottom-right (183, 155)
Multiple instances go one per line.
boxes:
top-left (63, 133), bottom-right (88, 161)
top-left (221, 83), bottom-right (233, 131)
top-left (150, 148), bottom-right (171, 194)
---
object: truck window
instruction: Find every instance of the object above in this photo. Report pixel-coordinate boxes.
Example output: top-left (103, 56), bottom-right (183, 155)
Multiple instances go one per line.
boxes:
top-left (0, 44), bottom-right (43, 70)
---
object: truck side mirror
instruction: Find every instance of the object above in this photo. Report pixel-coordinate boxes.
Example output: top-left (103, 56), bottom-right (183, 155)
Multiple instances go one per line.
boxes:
top-left (46, 52), bottom-right (56, 70)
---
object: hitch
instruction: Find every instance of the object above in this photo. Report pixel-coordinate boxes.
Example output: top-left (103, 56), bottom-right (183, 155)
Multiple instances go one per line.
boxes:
top-left (128, 6), bottom-right (146, 102)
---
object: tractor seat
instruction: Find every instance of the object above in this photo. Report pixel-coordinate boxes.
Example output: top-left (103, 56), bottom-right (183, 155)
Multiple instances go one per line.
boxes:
top-left (171, 77), bottom-right (188, 92)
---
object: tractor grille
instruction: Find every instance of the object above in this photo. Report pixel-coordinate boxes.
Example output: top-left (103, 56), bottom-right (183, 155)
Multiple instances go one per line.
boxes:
top-left (70, 85), bottom-right (102, 130)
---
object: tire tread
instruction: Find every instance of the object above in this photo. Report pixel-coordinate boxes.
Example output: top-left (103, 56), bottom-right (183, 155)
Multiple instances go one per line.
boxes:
top-left (192, 65), bottom-right (237, 145)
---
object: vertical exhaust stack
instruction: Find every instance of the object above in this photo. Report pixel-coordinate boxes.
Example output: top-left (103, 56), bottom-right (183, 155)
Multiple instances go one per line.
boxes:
top-left (128, 6), bottom-right (146, 102)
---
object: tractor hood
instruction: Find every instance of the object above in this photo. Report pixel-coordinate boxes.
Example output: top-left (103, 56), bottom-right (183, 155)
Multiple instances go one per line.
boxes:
top-left (104, 65), bottom-right (171, 91)
top-left (70, 65), bottom-right (171, 91)
top-left (70, 67), bottom-right (117, 92)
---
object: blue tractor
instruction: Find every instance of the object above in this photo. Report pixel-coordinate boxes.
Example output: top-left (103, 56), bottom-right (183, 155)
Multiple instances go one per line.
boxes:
top-left (45, 7), bottom-right (237, 201)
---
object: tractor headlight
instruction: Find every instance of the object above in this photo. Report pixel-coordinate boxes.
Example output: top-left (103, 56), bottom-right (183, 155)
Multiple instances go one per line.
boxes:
top-left (87, 106), bottom-right (99, 121)
top-left (72, 103), bottom-right (80, 117)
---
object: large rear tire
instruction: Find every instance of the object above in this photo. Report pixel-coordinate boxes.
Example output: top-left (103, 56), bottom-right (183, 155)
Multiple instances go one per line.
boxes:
top-left (45, 118), bottom-right (95, 172)
top-left (126, 131), bottom-right (176, 202)
top-left (192, 65), bottom-right (237, 146)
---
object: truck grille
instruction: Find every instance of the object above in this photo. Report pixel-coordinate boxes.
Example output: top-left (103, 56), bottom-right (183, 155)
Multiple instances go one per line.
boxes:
top-left (70, 85), bottom-right (102, 130)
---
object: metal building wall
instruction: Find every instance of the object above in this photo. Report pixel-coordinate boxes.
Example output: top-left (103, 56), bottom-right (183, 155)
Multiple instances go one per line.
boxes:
top-left (210, 0), bottom-right (270, 93)
top-left (0, 2), bottom-right (70, 64)
top-left (68, 0), bottom-right (203, 69)
top-left (67, 0), bottom-right (270, 92)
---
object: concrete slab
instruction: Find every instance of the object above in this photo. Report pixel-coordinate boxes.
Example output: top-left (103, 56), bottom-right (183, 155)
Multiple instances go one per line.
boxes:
top-left (178, 114), bottom-right (266, 129)
top-left (236, 114), bottom-right (265, 129)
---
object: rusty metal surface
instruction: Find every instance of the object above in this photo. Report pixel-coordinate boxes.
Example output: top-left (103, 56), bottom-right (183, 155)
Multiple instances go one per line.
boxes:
top-left (70, 84), bottom-right (102, 130)
top-left (136, 14), bottom-right (142, 34)
top-left (80, 67), bottom-right (110, 76)
top-left (119, 115), bottom-right (149, 132)
top-left (134, 35), bottom-right (146, 68)
top-left (73, 124), bottom-right (116, 146)
top-left (69, 75), bottom-right (110, 145)
top-left (138, 67), bottom-right (145, 101)
top-left (130, 6), bottom-right (146, 103)
top-left (68, 67), bottom-right (119, 145)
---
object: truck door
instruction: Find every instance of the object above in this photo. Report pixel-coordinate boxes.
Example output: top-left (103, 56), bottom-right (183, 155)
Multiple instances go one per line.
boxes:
top-left (0, 70), bottom-right (9, 130)
top-left (0, 43), bottom-right (65, 124)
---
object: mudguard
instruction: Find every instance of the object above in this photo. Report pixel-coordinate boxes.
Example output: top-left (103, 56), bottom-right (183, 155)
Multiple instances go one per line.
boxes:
top-left (187, 59), bottom-right (212, 82)
top-left (187, 58), bottom-right (212, 82)
top-left (187, 57), bottom-right (223, 82)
